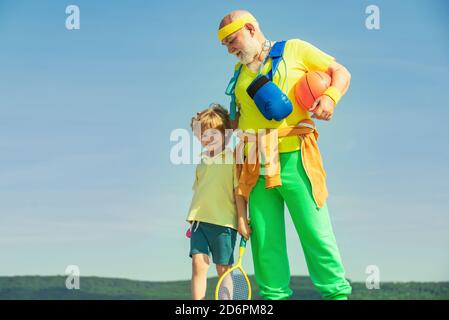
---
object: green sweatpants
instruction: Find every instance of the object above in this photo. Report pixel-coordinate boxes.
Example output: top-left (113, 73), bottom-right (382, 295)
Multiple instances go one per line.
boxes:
top-left (249, 150), bottom-right (352, 300)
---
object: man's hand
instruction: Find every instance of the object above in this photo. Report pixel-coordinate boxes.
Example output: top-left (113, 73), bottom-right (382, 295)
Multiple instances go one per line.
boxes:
top-left (237, 217), bottom-right (252, 240)
top-left (309, 60), bottom-right (350, 122)
top-left (310, 95), bottom-right (335, 121)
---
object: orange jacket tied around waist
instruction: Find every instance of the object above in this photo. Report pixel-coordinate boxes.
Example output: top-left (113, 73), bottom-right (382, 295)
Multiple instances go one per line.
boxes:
top-left (235, 119), bottom-right (328, 208)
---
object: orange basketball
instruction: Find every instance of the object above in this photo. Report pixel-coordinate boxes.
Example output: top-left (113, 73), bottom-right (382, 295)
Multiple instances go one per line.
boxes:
top-left (294, 71), bottom-right (331, 111)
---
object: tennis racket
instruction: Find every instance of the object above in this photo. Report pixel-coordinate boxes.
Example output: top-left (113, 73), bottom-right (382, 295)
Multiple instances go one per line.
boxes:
top-left (214, 236), bottom-right (252, 300)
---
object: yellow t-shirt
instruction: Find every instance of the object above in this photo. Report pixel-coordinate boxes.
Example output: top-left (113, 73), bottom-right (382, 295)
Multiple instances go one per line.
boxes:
top-left (186, 148), bottom-right (239, 230)
top-left (235, 38), bottom-right (335, 153)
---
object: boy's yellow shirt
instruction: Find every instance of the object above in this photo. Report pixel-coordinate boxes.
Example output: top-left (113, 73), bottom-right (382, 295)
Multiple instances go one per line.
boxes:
top-left (186, 148), bottom-right (239, 230)
top-left (235, 38), bottom-right (335, 153)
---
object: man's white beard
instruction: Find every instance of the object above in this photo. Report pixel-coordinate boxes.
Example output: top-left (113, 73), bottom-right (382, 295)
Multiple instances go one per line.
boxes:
top-left (237, 40), bottom-right (261, 65)
top-left (238, 51), bottom-right (255, 64)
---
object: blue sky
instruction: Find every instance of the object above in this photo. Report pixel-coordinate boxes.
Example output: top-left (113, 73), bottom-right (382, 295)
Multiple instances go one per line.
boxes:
top-left (0, 0), bottom-right (448, 283)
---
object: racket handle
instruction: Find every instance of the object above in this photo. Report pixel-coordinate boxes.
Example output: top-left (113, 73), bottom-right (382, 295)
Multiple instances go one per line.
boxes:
top-left (239, 236), bottom-right (247, 248)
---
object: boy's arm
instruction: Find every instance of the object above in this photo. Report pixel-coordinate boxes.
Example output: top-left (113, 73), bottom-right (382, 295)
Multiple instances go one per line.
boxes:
top-left (235, 191), bottom-right (248, 221)
top-left (234, 190), bottom-right (251, 240)
top-left (232, 153), bottom-right (245, 221)
top-left (233, 144), bottom-right (251, 240)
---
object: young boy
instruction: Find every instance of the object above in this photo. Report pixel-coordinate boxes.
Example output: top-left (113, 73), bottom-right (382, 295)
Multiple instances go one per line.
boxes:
top-left (186, 104), bottom-right (251, 300)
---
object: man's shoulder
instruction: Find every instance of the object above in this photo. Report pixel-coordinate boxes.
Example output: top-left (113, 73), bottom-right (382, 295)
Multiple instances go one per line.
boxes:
top-left (285, 38), bottom-right (308, 50)
top-left (284, 38), bottom-right (324, 60)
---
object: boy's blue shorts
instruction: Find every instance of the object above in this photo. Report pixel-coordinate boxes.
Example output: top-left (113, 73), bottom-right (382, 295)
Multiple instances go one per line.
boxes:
top-left (189, 221), bottom-right (237, 266)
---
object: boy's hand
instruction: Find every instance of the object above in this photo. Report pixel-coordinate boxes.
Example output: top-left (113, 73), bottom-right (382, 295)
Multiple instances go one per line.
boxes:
top-left (238, 217), bottom-right (252, 240)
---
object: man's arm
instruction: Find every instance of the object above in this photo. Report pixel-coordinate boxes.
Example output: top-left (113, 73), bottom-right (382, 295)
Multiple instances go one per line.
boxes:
top-left (311, 61), bottom-right (351, 121)
top-left (326, 61), bottom-right (351, 96)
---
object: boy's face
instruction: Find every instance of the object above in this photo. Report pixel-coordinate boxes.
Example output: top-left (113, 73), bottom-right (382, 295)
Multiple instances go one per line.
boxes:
top-left (200, 128), bottom-right (225, 152)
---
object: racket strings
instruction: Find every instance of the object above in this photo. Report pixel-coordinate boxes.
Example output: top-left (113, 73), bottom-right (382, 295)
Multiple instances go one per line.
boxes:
top-left (217, 268), bottom-right (249, 300)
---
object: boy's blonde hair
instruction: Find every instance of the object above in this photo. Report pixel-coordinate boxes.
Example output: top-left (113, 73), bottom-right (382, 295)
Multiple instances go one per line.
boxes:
top-left (190, 103), bottom-right (231, 136)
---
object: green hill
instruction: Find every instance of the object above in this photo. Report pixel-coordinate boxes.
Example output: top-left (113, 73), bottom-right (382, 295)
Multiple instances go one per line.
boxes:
top-left (0, 276), bottom-right (448, 300)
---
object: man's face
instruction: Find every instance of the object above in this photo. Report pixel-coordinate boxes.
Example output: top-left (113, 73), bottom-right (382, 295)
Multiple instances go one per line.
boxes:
top-left (222, 25), bottom-right (259, 64)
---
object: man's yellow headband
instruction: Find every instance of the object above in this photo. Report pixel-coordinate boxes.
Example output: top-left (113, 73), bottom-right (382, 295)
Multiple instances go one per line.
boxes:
top-left (217, 14), bottom-right (257, 42)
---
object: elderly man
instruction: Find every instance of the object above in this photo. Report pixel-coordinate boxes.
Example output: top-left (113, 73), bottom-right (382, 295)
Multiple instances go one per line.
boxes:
top-left (218, 10), bottom-right (353, 300)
